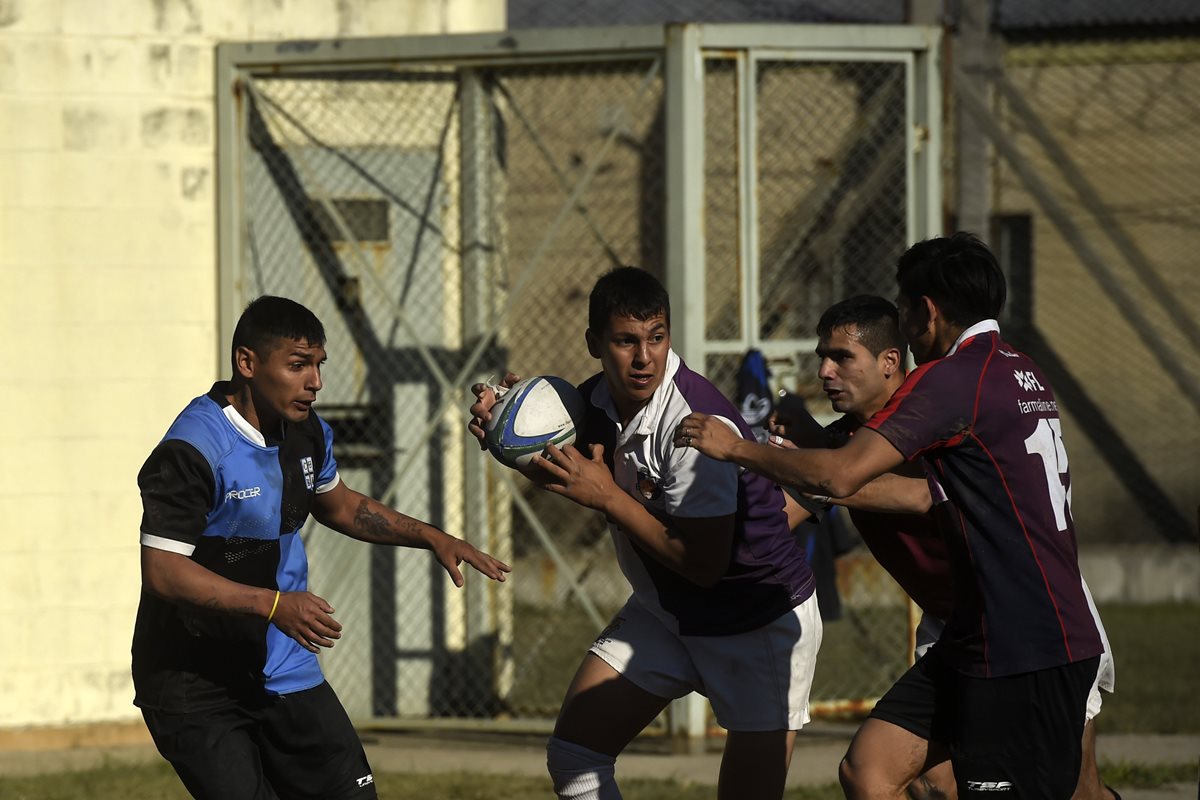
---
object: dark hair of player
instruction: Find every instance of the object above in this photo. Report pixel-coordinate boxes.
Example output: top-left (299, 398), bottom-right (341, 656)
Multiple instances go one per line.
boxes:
top-left (816, 295), bottom-right (908, 360)
top-left (896, 231), bottom-right (1007, 327)
top-left (588, 266), bottom-right (671, 335)
top-left (231, 295), bottom-right (326, 369)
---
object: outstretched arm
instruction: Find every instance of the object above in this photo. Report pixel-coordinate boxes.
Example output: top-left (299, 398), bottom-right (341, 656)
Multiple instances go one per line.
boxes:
top-left (674, 413), bottom-right (905, 499)
top-left (766, 421), bottom-right (931, 515)
top-left (312, 481), bottom-right (511, 587)
top-left (826, 473), bottom-right (933, 514)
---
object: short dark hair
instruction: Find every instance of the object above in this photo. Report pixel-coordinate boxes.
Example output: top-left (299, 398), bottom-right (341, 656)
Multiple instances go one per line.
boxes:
top-left (587, 266), bottom-right (670, 335)
top-left (817, 295), bottom-right (907, 359)
top-left (896, 232), bottom-right (1006, 327)
top-left (231, 296), bottom-right (325, 369)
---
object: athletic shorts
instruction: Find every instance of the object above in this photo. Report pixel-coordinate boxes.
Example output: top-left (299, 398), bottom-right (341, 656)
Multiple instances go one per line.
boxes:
top-left (589, 593), bottom-right (822, 732)
top-left (914, 575), bottom-right (1114, 721)
top-left (142, 680), bottom-right (377, 800)
top-left (870, 651), bottom-right (1101, 800)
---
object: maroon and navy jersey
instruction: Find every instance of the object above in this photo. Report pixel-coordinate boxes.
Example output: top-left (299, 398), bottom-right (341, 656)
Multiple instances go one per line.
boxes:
top-left (865, 322), bottom-right (1102, 677)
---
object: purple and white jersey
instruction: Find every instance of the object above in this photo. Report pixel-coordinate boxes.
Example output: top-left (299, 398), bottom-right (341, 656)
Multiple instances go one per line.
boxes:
top-left (866, 321), bottom-right (1103, 677)
top-left (576, 350), bottom-right (814, 637)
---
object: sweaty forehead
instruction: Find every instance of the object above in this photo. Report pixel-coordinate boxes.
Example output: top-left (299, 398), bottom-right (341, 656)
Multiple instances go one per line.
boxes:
top-left (818, 325), bottom-right (869, 354)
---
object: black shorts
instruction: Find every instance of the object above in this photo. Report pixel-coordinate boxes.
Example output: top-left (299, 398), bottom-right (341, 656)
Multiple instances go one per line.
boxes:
top-left (870, 651), bottom-right (1101, 800)
top-left (142, 681), bottom-right (377, 800)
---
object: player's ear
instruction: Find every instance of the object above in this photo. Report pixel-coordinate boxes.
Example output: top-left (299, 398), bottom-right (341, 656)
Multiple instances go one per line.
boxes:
top-left (233, 345), bottom-right (257, 380)
top-left (585, 328), bottom-right (601, 359)
top-left (880, 347), bottom-right (902, 379)
top-left (920, 295), bottom-right (938, 325)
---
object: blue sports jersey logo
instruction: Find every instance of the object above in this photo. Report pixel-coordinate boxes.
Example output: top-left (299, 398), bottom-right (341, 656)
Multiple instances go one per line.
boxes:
top-left (302, 456), bottom-right (314, 490)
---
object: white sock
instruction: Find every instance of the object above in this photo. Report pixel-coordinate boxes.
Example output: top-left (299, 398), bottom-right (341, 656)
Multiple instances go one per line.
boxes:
top-left (546, 735), bottom-right (621, 800)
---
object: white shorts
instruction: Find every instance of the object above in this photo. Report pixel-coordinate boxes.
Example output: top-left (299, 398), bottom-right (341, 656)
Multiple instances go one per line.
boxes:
top-left (1079, 577), bottom-right (1115, 721)
top-left (589, 594), bottom-right (823, 732)
top-left (913, 611), bottom-right (942, 661)
top-left (913, 590), bottom-right (1115, 723)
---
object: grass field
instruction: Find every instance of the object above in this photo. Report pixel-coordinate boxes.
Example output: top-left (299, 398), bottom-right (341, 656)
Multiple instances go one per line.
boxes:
top-left (0, 761), bottom-right (1194, 800)
top-left (0, 761), bottom-right (842, 800)
top-left (0, 603), bottom-right (1191, 799)
top-left (1090, 603), bottom-right (1199, 734)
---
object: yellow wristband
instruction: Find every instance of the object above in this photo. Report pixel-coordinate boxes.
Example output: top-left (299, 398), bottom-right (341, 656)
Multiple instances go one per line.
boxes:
top-left (267, 590), bottom-right (281, 623)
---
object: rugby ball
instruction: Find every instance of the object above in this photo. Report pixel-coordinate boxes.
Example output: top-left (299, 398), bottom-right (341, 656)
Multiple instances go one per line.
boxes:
top-left (483, 376), bottom-right (586, 470)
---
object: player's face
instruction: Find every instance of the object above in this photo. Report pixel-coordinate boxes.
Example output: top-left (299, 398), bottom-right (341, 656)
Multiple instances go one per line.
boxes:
top-left (816, 325), bottom-right (892, 419)
top-left (247, 337), bottom-right (327, 426)
top-left (588, 313), bottom-right (670, 423)
top-left (897, 293), bottom-right (937, 364)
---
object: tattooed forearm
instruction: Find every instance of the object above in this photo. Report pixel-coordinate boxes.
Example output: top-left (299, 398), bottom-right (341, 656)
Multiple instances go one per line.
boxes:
top-left (352, 498), bottom-right (426, 544)
top-left (200, 596), bottom-right (262, 616)
top-left (353, 498), bottom-right (394, 537)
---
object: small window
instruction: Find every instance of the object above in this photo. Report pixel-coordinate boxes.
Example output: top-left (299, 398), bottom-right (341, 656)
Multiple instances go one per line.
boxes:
top-left (310, 198), bottom-right (390, 243)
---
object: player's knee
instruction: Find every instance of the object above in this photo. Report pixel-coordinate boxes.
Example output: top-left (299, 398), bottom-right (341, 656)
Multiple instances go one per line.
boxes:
top-left (840, 752), bottom-right (871, 797)
top-left (840, 749), bottom-right (905, 800)
top-left (546, 735), bottom-right (619, 800)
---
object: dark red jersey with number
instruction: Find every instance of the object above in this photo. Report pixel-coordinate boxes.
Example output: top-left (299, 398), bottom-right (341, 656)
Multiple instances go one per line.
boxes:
top-left (865, 322), bottom-right (1102, 677)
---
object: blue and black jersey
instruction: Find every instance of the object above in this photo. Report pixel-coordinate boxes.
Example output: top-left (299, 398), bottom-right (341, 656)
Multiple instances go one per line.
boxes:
top-left (132, 383), bottom-right (339, 712)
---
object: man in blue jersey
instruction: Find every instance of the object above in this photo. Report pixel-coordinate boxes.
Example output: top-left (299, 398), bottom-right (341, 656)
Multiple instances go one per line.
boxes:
top-left (677, 234), bottom-right (1104, 800)
top-left (468, 267), bottom-right (821, 800)
top-left (134, 296), bottom-right (511, 800)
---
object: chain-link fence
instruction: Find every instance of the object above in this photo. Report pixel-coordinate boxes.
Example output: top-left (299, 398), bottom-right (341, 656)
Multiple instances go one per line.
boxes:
top-left (698, 53), bottom-right (917, 712)
top-left (234, 52), bottom-right (670, 722)
top-left (508, 0), bottom-right (1200, 553)
top-left (508, 0), bottom-right (907, 29)
top-left (701, 57), bottom-right (909, 393)
top-left (217, 27), bottom-right (939, 727)
top-left (979, 35), bottom-right (1200, 545)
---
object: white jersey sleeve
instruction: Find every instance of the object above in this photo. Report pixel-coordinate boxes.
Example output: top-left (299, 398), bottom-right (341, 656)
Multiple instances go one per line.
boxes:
top-left (660, 415), bottom-right (740, 519)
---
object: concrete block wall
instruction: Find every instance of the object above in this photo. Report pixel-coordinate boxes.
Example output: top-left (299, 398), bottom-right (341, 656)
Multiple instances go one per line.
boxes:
top-left (0, 0), bottom-right (503, 731)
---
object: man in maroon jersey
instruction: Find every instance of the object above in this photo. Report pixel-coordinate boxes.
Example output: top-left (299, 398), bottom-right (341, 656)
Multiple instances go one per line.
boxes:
top-left (775, 294), bottom-right (1114, 800)
top-left (676, 234), bottom-right (1105, 800)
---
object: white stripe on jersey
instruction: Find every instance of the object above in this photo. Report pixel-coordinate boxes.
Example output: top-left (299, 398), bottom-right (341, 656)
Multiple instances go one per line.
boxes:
top-left (140, 533), bottom-right (196, 556)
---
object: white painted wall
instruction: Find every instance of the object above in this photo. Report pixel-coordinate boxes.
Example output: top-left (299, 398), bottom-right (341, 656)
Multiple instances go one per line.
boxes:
top-left (0, 0), bottom-right (503, 730)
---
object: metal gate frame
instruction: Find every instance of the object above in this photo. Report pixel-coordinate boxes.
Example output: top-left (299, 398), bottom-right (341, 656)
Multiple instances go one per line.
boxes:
top-left (664, 24), bottom-right (942, 374)
top-left (218, 23), bottom-right (942, 371)
top-left (215, 23), bottom-right (943, 736)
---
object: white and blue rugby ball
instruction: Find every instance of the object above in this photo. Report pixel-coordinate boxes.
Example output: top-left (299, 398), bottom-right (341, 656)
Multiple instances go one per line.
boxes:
top-left (483, 376), bottom-right (586, 470)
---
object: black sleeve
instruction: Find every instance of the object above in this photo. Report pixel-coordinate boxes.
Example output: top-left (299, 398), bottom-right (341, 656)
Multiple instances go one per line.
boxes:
top-left (137, 439), bottom-right (215, 551)
top-left (774, 392), bottom-right (829, 447)
top-left (783, 484), bottom-right (832, 522)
